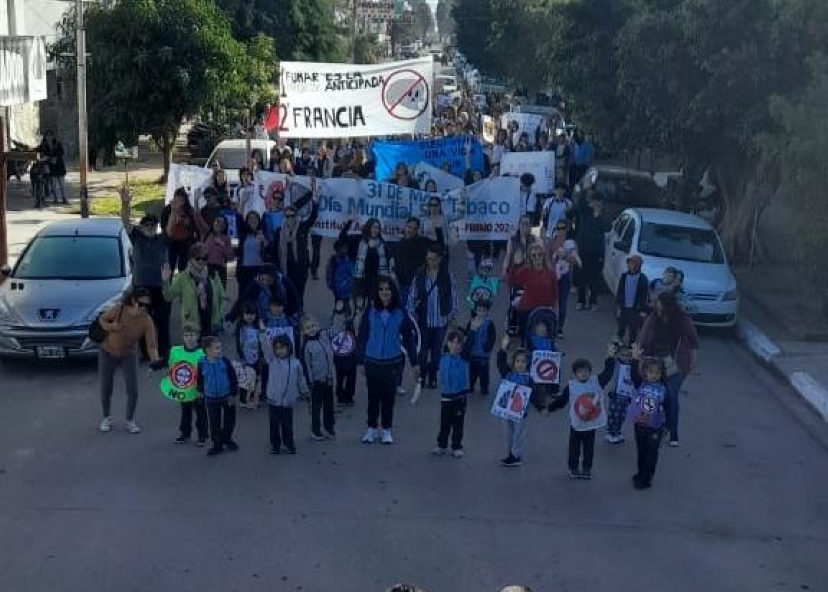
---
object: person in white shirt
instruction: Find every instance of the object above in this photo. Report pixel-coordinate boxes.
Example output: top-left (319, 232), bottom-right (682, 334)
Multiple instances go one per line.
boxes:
top-left (542, 184), bottom-right (573, 240)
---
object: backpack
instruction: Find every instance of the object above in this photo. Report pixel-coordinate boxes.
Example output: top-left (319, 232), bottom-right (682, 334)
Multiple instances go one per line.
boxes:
top-left (88, 305), bottom-right (122, 344)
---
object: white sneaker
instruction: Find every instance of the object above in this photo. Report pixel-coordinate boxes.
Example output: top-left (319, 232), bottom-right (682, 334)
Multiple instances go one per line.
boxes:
top-left (575, 303), bottom-right (585, 311)
top-left (381, 429), bottom-right (394, 445)
top-left (99, 417), bottom-right (113, 433)
top-left (452, 449), bottom-right (464, 458)
top-left (669, 439), bottom-right (679, 447)
top-left (396, 386), bottom-right (406, 396)
top-left (362, 427), bottom-right (377, 444)
top-left (432, 447), bottom-right (447, 456)
top-left (125, 420), bottom-right (142, 434)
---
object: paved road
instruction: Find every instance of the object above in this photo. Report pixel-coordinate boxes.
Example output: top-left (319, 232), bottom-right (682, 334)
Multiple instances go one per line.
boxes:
top-left (0, 243), bottom-right (826, 592)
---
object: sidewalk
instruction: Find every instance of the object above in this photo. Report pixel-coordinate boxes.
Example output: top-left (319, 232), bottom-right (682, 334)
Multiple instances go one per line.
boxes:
top-left (4, 146), bottom-right (166, 263)
top-left (734, 266), bottom-right (828, 423)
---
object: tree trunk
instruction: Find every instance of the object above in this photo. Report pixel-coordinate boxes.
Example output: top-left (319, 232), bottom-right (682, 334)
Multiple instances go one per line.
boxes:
top-left (161, 133), bottom-right (175, 184)
top-left (714, 161), bottom-right (773, 264)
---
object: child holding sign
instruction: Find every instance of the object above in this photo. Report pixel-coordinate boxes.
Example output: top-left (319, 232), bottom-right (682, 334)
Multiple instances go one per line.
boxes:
top-left (549, 359), bottom-right (607, 479)
top-left (331, 300), bottom-right (358, 406)
top-left (234, 304), bottom-right (262, 409)
top-left (495, 335), bottom-right (534, 467)
top-left (526, 317), bottom-right (562, 414)
top-left (599, 342), bottom-right (637, 444)
top-left (162, 323), bottom-right (207, 446)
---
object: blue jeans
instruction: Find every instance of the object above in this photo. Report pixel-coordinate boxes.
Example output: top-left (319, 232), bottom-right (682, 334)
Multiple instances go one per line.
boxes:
top-left (664, 372), bottom-right (686, 441)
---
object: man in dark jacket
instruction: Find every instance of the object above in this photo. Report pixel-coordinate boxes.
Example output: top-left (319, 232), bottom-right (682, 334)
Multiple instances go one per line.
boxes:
top-left (407, 244), bottom-right (458, 389)
top-left (615, 254), bottom-right (649, 343)
top-left (393, 217), bottom-right (432, 308)
top-left (574, 196), bottom-right (609, 310)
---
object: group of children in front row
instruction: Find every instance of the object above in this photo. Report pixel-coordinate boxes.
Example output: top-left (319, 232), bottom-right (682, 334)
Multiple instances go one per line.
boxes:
top-left (164, 290), bottom-right (669, 490)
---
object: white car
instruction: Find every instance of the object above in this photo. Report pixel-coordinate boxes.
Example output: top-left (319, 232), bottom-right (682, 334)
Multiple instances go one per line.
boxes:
top-left (205, 138), bottom-right (278, 187)
top-left (603, 208), bottom-right (739, 327)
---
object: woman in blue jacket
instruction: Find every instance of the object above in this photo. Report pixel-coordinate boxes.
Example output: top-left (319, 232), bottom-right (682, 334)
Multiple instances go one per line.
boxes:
top-left (356, 277), bottom-right (420, 446)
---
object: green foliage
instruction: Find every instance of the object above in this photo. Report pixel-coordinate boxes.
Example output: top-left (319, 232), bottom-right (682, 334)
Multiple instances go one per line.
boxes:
top-left (354, 33), bottom-right (382, 64)
top-left (411, 0), bottom-right (435, 41)
top-left (452, 0), bottom-right (494, 68)
top-left (215, 0), bottom-right (341, 61)
top-left (761, 56), bottom-right (828, 307)
top-left (435, 0), bottom-right (455, 39)
top-left (53, 0), bottom-right (275, 176)
top-left (452, 0), bottom-right (828, 262)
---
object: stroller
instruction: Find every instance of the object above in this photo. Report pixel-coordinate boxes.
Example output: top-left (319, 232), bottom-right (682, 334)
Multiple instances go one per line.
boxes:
top-left (523, 307), bottom-right (559, 350)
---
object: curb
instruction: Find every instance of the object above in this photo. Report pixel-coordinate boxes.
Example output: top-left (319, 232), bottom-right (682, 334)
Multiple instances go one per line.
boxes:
top-left (736, 319), bottom-right (828, 422)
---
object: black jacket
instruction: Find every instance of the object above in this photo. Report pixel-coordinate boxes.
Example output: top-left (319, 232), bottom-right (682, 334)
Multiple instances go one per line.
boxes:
top-left (268, 193), bottom-right (318, 270)
top-left (393, 236), bottom-right (432, 289)
top-left (615, 272), bottom-right (650, 311)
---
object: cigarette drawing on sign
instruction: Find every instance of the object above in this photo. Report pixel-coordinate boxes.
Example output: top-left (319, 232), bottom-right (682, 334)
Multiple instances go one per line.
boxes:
top-left (491, 380), bottom-right (532, 422)
top-left (530, 350), bottom-right (562, 385)
top-left (382, 70), bottom-right (430, 120)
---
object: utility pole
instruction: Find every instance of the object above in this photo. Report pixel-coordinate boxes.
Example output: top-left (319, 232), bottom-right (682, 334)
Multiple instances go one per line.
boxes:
top-left (76, 0), bottom-right (90, 218)
top-left (351, 0), bottom-right (358, 63)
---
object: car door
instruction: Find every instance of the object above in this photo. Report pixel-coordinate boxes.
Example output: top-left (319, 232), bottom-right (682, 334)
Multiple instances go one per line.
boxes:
top-left (604, 212), bottom-right (631, 292)
top-left (614, 216), bottom-right (637, 288)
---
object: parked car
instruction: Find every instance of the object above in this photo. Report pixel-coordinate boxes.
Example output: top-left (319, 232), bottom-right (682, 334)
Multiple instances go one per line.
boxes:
top-left (205, 139), bottom-right (278, 188)
top-left (603, 208), bottom-right (739, 327)
top-left (574, 165), bottom-right (668, 226)
top-left (186, 122), bottom-right (227, 160)
top-left (0, 219), bottom-right (133, 360)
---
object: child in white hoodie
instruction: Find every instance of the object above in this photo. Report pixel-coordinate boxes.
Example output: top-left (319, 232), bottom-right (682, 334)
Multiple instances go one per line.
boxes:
top-left (260, 332), bottom-right (309, 455)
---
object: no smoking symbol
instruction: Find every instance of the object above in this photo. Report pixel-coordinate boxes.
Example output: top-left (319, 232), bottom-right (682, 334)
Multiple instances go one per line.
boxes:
top-left (332, 331), bottom-right (355, 356)
top-left (641, 396), bottom-right (657, 413)
top-left (382, 69), bottom-right (430, 120)
top-left (536, 359), bottom-right (558, 381)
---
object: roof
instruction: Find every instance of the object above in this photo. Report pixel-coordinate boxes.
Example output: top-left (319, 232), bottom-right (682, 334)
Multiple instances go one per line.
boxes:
top-left (591, 165), bottom-right (655, 180)
top-left (633, 208), bottom-right (713, 230)
top-left (213, 139), bottom-right (277, 150)
top-left (37, 218), bottom-right (124, 238)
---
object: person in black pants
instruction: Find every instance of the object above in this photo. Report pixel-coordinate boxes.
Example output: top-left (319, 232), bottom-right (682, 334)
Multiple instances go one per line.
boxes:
top-left (268, 184), bottom-right (319, 307)
top-left (433, 330), bottom-right (473, 458)
top-left (466, 300), bottom-right (496, 397)
top-left (357, 278), bottom-right (420, 445)
top-left (120, 187), bottom-right (171, 360)
top-left (614, 254), bottom-right (649, 344)
top-left (549, 358), bottom-right (609, 479)
top-left (196, 337), bottom-right (239, 456)
top-left (331, 300), bottom-right (358, 405)
top-left (573, 196), bottom-right (608, 310)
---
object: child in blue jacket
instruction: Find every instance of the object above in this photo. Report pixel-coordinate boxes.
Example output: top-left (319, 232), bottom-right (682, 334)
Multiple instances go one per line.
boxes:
top-left (197, 336), bottom-right (239, 456)
top-left (433, 329), bottom-right (474, 458)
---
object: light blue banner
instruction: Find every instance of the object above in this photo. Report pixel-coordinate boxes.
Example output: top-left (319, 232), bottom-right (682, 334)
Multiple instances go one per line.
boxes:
top-left (371, 136), bottom-right (485, 183)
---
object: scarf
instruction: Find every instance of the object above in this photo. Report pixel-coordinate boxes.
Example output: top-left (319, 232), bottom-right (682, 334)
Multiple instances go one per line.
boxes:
top-left (187, 264), bottom-right (211, 313)
top-left (355, 238), bottom-right (391, 280)
top-left (279, 219), bottom-right (299, 273)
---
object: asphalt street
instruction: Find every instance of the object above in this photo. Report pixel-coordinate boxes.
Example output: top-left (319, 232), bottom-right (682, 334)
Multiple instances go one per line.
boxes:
top-left (0, 244), bottom-right (826, 592)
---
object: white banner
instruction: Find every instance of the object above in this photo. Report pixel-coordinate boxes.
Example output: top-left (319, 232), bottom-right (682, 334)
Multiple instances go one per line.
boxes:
top-left (411, 161), bottom-right (464, 195)
top-left (278, 58), bottom-right (434, 138)
top-left (501, 112), bottom-right (547, 137)
top-left (530, 350), bottom-right (563, 385)
top-left (447, 176), bottom-right (521, 241)
top-left (165, 164), bottom-right (214, 206)
top-left (491, 380), bottom-right (532, 422)
top-left (500, 151), bottom-right (556, 194)
top-left (0, 36), bottom-right (47, 107)
top-left (313, 177), bottom-right (439, 240)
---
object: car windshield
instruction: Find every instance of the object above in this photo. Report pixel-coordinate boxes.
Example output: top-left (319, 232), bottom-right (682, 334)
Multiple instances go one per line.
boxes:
top-left (13, 236), bottom-right (124, 280)
top-left (209, 148), bottom-right (249, 170)
top-left (637, 223), bottom-right (725, 264)
top-left (594, 175), bottom-right (663, 208)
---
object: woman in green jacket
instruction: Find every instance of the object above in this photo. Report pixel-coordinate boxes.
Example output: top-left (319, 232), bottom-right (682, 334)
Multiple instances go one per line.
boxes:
top-left (162, 242), bottom-right (226, 336)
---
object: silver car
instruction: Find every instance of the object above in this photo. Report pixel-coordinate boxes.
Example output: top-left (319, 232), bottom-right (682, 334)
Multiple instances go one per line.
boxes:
top-left (0, 218), bottom-right (132, 360)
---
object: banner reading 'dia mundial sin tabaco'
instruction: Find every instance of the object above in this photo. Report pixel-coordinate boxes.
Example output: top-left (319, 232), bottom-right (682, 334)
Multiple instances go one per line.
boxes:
top-left (277, 58), bottom-right (434, 139)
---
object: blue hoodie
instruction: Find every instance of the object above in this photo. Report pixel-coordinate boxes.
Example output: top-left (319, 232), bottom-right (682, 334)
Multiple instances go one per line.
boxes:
top-left (197, 357), bottom-right (239, 400)
top-left (357, 306), bottom-right (420, 365)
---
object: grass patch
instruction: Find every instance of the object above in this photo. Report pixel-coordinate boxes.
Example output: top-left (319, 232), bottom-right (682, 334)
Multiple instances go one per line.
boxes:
top-left (71, 180), bottom-right (165, 218)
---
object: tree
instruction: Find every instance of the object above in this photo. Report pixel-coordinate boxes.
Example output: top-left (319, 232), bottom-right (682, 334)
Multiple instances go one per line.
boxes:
top-left (452, 0), bottom-right (495, 69)
top-left (215, 0), bottom-right (341, 61)
top-left (54, 0), bottom-right (275, 178)
top-left (391, 12), bottom-right (418, 50)
top-left (411, 0), bottom-right (435, 41)
top-left (354, 33), bottom-right (382, 64)
top-left (435, 0), bottom-right (455, 41)
top-left (761, 56), bottom-right (828, 312)
top-left (486, 0), bottom-right (553, 92)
